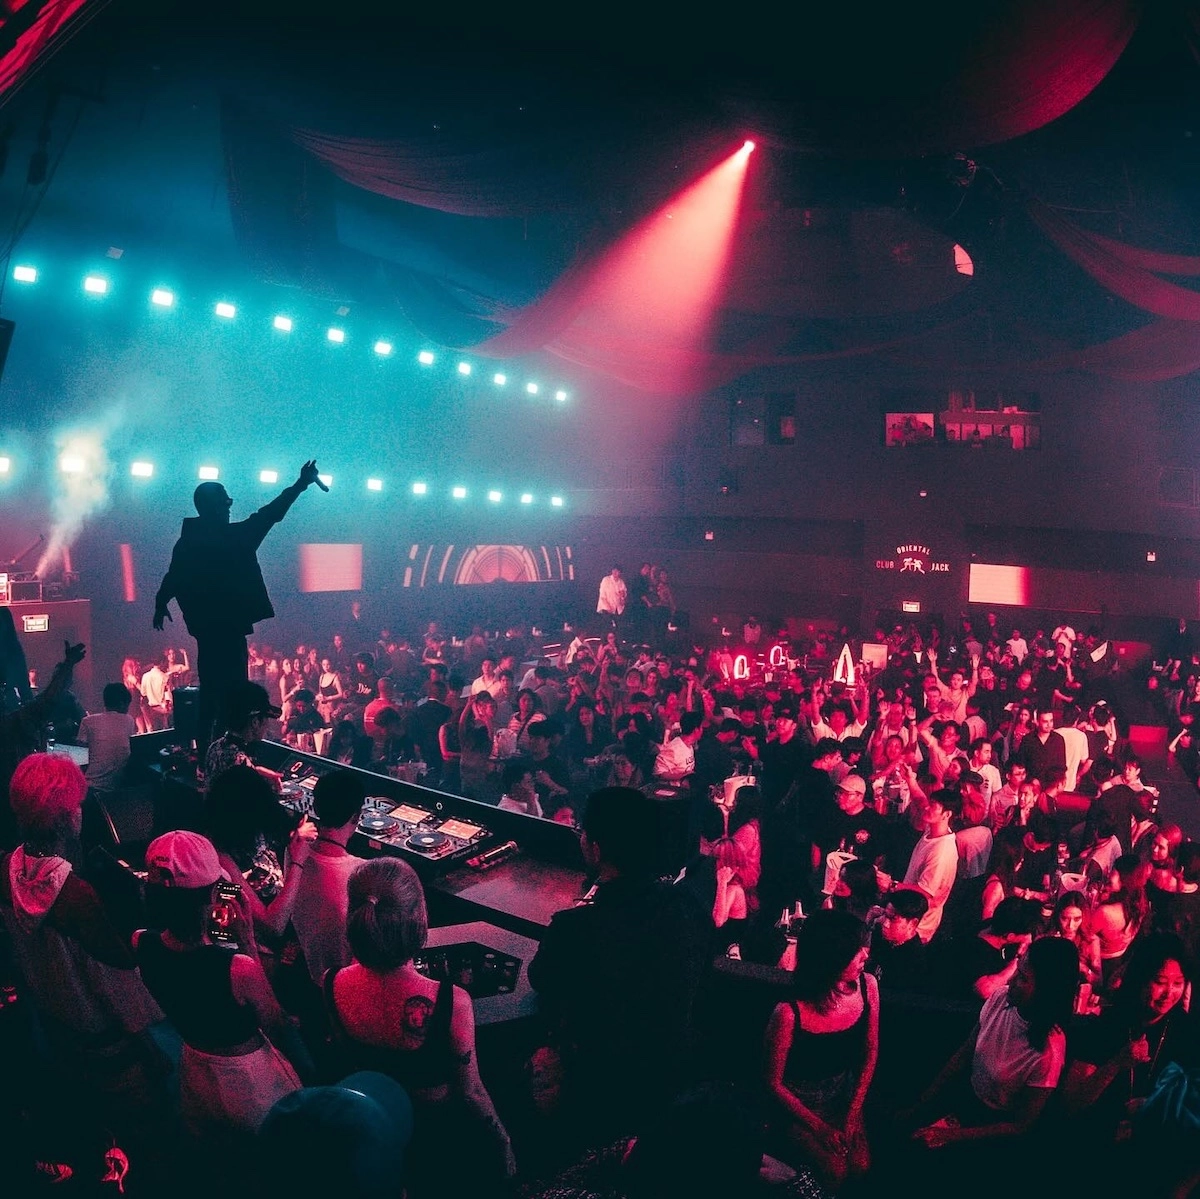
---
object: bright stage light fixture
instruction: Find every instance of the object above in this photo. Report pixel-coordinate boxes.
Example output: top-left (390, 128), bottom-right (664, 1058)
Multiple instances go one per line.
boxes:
top-left (83, 275), bottom-right (108, 295)
top-left (214, 301), bottom-right (236, 319)
top-left (259, 469), bottom-right (278, 484)
top-left (130, 461), bottom-right (154, 478)
top-left (526, 382), bottom-right (539, 395)
top-left (742, 139), bottom-right (756, 153)
top-left (520, 493), bottom-right (533, 504)
top-left (327, 327), bottom-right (345, 344)
top-left (493, 373), bottom-right (507, 386)
top-left (555, 390), bottom-right (568, 401)
top-left (374, 340), bottom-right (393, 356)
top-left (418, 350), bottom-right (435, 365)
top-left (151, 288), bottom-right (174, 307)
top-left (367, 478), bottom-right (383, 491)
top-left (198, 466), bottom-right (220, 480)
top-left (60, 455), bottom-right (85, 474)
top-left (457, 362), bottom-right (472, 376)
top-left (487, 489), bottom-right (502, 502)
top-left (0, 456), bottom-right (9, 473)
top-left (273, 315), bottom-right (293, 332)
top-left (12, 265), bottom-right (36, 283)
top-left (412, 481), bottom-right (428, 495)
top-left (452, 486), bottom-right (467, 499)
top-left (318, 473), bottom-right (333, 488)
top-left (550, 495), bottom-right (564, 507)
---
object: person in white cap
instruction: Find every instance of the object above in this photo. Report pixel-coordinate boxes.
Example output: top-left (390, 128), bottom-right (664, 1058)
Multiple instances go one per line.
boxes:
top-left (134, 829), bottom-right (310, 1134)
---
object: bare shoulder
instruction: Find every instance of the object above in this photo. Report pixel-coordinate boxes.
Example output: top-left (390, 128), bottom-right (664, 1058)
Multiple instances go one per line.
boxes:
top-left (863, 970), bottom-right (880, 1003)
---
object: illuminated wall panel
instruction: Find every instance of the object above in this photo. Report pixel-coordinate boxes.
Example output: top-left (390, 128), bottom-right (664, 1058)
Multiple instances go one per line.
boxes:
top-left (298, 544), bottom-right (363, 593)
top-left (968, 563), bottom-right (1030, 606)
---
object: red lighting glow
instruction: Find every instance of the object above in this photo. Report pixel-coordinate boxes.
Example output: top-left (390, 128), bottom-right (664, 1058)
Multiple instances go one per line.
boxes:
top-left (740, 140), bottom-right (756, 155)
top-left (553, 140), bottom-right (756, 394)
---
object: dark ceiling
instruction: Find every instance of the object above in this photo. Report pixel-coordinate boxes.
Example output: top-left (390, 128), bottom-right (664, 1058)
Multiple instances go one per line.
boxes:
top-left (2, 0), bottom-right (1200, 393)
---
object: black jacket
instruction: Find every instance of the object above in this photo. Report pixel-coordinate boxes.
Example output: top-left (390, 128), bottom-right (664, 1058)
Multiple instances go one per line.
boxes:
top-left (529, 874), bottom-right (709, 1109)
top-left (155, 483), bottom-right (304, 637)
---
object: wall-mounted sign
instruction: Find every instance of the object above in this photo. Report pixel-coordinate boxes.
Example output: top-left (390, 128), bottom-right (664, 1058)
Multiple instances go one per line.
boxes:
top-left (902, 600), bottom-right (921, 614)
top-left (875, 542), bottom-right (950, 575)
top-left (22, 614), bottom-right (48, 633)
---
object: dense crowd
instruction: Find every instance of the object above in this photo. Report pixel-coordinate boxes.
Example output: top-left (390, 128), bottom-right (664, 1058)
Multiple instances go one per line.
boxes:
top-left (2, 601), bottom-right (1200, 1195)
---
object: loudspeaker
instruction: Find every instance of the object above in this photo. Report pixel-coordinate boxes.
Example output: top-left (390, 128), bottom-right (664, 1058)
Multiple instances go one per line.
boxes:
top-left (172, 686), bottom-right (200, 747)
top-left (10, 599), bottom-right (93, 708)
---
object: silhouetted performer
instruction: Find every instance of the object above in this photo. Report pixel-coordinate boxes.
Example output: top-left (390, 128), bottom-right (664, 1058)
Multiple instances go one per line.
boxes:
top-left (153, 460), bottom-right (323, 748)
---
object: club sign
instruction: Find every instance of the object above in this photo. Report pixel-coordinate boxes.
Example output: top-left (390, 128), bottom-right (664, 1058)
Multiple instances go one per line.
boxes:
top-left (875, 542), bottom-right (950, 575)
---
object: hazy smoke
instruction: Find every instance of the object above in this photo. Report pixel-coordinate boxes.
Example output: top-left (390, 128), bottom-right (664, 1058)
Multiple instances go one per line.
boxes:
top-left (37, 404), bottom-right (126, 577)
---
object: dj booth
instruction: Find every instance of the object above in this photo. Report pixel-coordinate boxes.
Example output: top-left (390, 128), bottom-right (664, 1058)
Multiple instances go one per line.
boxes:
top-left (129, 738), bottom-right (590, 1026)
top-left (254, 739), bottom-right (589, 938)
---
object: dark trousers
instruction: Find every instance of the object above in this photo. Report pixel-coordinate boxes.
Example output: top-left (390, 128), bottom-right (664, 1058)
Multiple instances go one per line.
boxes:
top-left (195, 631), bottom-right (249, 754)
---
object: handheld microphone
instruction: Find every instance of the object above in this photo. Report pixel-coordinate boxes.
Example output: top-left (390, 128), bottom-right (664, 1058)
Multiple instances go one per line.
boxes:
top-left (314, 477), bottom-right (330, 492)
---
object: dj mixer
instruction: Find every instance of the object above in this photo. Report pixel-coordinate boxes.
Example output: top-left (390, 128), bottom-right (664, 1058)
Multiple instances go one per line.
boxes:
top-left (355, 795), bottom-right (491, 867)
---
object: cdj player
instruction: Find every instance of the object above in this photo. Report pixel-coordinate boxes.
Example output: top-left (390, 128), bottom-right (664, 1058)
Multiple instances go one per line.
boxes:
top-left (355, 796), bottom-right (491, 870)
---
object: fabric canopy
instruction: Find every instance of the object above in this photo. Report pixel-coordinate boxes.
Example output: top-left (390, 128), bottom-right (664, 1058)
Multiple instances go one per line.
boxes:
top-left (814, 0), bottom-right (1144, 157)
top-left (0, 0), bottom-right (100, 105)
top-left (1027, 198), bottom-right (1200, 321)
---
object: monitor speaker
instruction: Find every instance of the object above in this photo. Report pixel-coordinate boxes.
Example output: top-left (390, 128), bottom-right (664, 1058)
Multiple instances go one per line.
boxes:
top-left (172, 686), bottom-right (200, 746)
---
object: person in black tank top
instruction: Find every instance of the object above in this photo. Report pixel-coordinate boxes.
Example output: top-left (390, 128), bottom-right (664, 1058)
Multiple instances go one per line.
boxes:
top-left (136, 831), bottom-right (309, 1135)
top-left (325, 858), bottom-right (516, 1178)
top-left (764, 910), bottom-right (880, 1190)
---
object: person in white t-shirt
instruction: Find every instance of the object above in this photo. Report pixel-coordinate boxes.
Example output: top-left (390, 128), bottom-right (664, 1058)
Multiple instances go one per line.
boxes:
top-left (497, 759), bottom-right (544, 818)
top-left (1051, 624), bottom-right (1076, 658)
top-left (955, 774), bottom-right (994, 881)
top-left (910, 937), bottom-right (1077, 1149)
top-left (470, 657), bottom-right (501, 696)
top-left (901, 789), bottom-right (961, 942)
top-left (653, 712), bottom-right (704, 781)
top-left (968, 739), bottom-right (1003, 802)
top-left (1006, 630), bottom-right (1028, 665)
top-left (596, 566), bottom-right (628, 617)
top-left (78, 683), bottom-right (138, 793)
top-left (140, 658), bottom-right (171, 731)
top-left (1057, 717), bottom-right (1091, 792)
top-left (291, 771), bottom-right (367, 984)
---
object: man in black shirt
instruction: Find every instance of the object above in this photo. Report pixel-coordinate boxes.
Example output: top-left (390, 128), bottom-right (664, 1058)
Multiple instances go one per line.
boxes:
top-left (153, 459), bottom-right (324, 747)
top-left (812, 772), bottom-right (887, 879)
top-left (869, 888), bottom-right (929, 994)
top-left (1018, 708), bottom-right (1068, 784)
top-left (956, 897), bottom-right (1040, 1001)
top-left (412, 680), bottom-right (452, 783)
top-left (760, 705), bottom-right (811, 806)
top-left (529, 787), bottom-right (709, 1137)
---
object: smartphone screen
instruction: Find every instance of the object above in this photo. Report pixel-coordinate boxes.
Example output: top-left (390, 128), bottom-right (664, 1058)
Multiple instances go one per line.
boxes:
top-left (207, 880), bottom-right (242, 948)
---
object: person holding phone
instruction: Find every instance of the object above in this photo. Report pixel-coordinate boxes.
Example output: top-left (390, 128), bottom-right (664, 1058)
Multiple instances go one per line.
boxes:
top-left (135, 830), bottom-right (310, 1134)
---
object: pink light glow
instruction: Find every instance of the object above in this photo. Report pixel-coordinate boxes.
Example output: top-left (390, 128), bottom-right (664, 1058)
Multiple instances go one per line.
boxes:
top-left (559, 141), bottom-right (755, 394)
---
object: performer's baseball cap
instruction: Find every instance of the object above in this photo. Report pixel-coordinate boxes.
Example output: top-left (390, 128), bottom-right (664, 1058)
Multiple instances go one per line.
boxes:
top-left (225, 680), bottom-right (282, 724)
